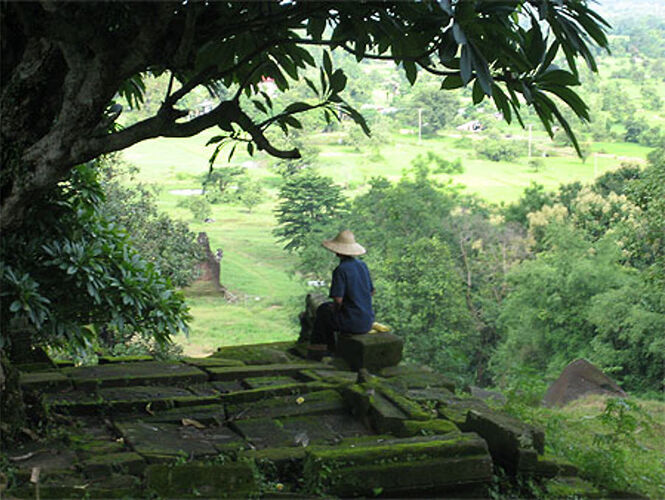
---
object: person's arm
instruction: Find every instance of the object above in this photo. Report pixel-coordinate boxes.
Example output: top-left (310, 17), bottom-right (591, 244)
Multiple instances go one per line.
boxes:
top-left (332, 296), bottom-right (343, 311)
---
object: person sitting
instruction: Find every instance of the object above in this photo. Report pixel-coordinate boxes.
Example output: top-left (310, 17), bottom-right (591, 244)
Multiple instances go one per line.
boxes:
top-left (308, 230), bottom-right (375, 358)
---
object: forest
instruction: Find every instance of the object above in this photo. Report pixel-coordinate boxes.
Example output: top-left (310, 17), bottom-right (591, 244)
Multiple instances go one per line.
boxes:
top-left (1, 1), bottom-right (664, 497)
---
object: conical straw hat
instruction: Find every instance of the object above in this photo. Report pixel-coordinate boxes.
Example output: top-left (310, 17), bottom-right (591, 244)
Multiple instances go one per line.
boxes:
top-left (322, 230), bottom-right (366, 256)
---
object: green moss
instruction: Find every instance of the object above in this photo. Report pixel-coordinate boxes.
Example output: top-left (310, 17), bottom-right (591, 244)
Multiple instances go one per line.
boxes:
top-left (398, 419), bottom-right (460, 437)
top-left (145, 462), bottom-right (259, 498)
top-left (220, 381), bottom-right (335, 404)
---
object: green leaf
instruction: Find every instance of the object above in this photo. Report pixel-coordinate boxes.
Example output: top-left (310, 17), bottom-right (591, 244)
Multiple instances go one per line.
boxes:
top-left (205, 135), bottom-right (225, 146)
top-left (330, 69), bottom-right (348, 93)
top-left (323, 51), bottom-right (333, 77)
top-left (403, 60), bottom-right (417, 85)
top-left (284, 102), bottom-right (312, 114)
top-left (283, 116), bottom-right (302, 129)
top-left (304, 77), bottom-right (319, 97)
top-left (453, 24), bottom-right (467, 45)
top-left (307, 16), bottom-right (326, 40)
top-left (247, 142), bottom-right (255, 156)
top-left (472, 79), bottom-right (484, 104)
top-left (538, 69), bottom-right (579, 87)
top-left (441, 75), bottom-right (464, 89)
top-left (460, 45), bottom-right (472, 84)
top-left (9, 301), bottom-right (21, 312)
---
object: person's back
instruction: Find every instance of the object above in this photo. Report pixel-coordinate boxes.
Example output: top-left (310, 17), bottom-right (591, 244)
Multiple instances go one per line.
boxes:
top-left (308, 230), bottom-right (375, 356)
top-left (330, 256), bottom-right (374, 334)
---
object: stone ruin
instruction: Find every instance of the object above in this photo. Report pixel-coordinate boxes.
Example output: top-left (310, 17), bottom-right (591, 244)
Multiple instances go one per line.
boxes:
top-left (193, 232), bottom-right (234, 300)
top-left (194, 232), bottom-right (223, 288)
top-left (5, 335), bottom-right (607, 499)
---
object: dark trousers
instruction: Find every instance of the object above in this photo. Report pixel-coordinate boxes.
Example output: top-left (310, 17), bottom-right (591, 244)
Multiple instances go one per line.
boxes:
top-left (311, 302), bottom-right (340, 351)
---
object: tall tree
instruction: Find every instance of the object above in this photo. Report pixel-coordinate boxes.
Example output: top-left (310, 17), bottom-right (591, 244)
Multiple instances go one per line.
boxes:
top-left (1, 0), bottom-right (610, 233)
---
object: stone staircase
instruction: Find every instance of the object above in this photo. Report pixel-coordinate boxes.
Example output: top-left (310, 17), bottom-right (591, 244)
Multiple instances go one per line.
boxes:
top-left (6, 341), bottom-right (599, 498)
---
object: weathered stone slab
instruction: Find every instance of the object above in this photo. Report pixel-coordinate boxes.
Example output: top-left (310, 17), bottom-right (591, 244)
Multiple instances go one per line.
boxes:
top-left (116, 422), bottom-right (244, 460)
top-left (336, 332), bottom-right (403, 371)
top-left (211, 342), bottom-right (303, 365)
top-left (47, 385), bottom-right (215, 415)
top-left (145, 462), bottom-right (258, 498)
top-left (397, 418), bottom-right (460, 438)
top-left (73, 439), bottom-right (126, 460)
top-left (182, 356), bottom-right (245, 368)
top-left (138, 404), bottom-right (226, 426)
top-left (226, 390), bottom-right (345, 421)
top-left (462, 410), bottom-right (545, 473)
top-left (98, 355), bottom-right (153, 364)
top-left (437, 395), bottom-right (491, 426)
top-left (19, 370), bottom-right (71, 391)
top-left (233, 413), bottom-right (369, 450)
top-left (368, 392), bottom-right (410, 434)
top-left (219, 381), bottom-right (335, 405)
top-left (304, 433), bottom-right (492, 497)
top-left (210, 380), bottom-right (245, 393)
top-left (243, 375), bottom-right (298, 389)
top-left (206, 363), bottom-right (320, 381)
top-left (62, 361), bottom-right (208, 389)
top-left (79, 452), bottom-right (145, 478)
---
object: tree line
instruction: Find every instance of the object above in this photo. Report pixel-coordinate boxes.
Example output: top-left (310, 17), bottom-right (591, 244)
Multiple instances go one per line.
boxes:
top-left (274, 146), bottom-right (665, 394)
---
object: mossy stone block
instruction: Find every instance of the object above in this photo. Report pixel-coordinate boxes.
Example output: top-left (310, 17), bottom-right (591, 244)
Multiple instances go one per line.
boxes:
top-left (226, 389), bottom-right (344, 421)
top-left (98, 355), bottom-right (153, 364)
top-left (74, 438), bottom-right (126, 459)
top-left (212, 342), bottom-right (302, 365)
top-left (62, 361), bottom-right (208, 389)
top-left (462, 409), bottom-right (545, 474)
top-left (139, 403), bottom-right (226, 426)
top-left (336, 332), bottom-right (403, 371)
top-left (116, 421), bottom-right (244, 460)
top-left (398, 418), bottom-right (460, 438)
top-left (219, 381), bottom-right (335, 405)
top-left (182, 356), bottom-right (245, 368)
top-left (206, 363), bottom-right (320, 381)
top-left (145, 462), bottom-right (258, 498)
top-left (304, 433), bottom-right (492, 497)
top-left (368, 392), bottom-right (409, 434)
top-left (19, 370), bottom-right (71, 391)
top-left (80, 451), bottom-right (145, 477)
top-left (341, 384), bottom-right (371, 417)
top-left (243, 375), bottom-right (299, 389)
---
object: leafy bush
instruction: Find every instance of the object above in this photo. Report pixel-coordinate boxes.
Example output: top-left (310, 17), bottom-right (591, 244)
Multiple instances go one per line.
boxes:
top-left (475, 135), bottom-right (524, 161)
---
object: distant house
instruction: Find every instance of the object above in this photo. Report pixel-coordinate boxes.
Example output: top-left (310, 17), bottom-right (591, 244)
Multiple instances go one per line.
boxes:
top-left (456, 120), bottom-right (483, 132)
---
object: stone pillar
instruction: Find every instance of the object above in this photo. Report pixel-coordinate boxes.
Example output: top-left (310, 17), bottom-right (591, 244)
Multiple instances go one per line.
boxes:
top-left (194, 232), bottom-right (222, 289)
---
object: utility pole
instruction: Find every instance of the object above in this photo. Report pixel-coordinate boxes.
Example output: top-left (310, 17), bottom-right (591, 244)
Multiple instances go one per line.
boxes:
top-left (528, 124), bottom-right (533, 159)
top-left (418, 108), bottom-right (423, 143)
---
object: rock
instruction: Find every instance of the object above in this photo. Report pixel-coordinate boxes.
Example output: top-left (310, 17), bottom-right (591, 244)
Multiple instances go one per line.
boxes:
top-left (543, 358), bottom-right (627, 408)
top-left (336, 332), bottom-right (403, 371)
top-left (61, 361), bottom-right (208, 390)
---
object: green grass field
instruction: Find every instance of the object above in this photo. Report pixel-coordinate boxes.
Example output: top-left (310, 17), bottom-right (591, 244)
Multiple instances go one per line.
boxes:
top-left (123, 128), bottom-right (652, 355)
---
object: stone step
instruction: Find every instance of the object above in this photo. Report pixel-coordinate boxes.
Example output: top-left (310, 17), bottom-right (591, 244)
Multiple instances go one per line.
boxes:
top-left (204, 363), bottom-right (320, 381)
top-left (226, 389), bottom-right (345, 421)
top-left (145, 462), bottom-right (258, 498)
top-left (116, 421), bottom-right (246, 461)
top-left (304, 433), bottom-right (493, 497)
top-left (45, 385), bottom-right (217, 415)
top-left (61, 361), bottom-right (208, 390)
top-left (231, 413), bottom-right (370, 450)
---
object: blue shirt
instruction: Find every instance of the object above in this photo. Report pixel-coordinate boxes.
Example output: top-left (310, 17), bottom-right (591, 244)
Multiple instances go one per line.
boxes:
top-left (329, 257), bottom-right (375, 333)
